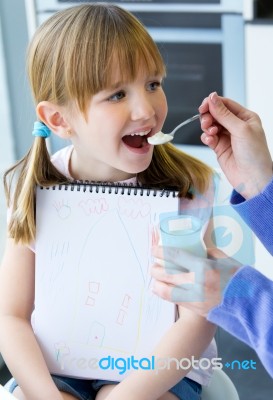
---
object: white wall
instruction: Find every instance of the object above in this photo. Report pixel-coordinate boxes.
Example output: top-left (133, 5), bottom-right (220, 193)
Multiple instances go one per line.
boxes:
top-left (0, 20), bottom-right (14, 179)
top-left (245, 23), bottom-right (273, 279)
top-left (245, 23), bottom-right (273, 154)
top-left (0, 18), bottom-right (13, 253)
top-left (0, 18), bottom-right (13, 371)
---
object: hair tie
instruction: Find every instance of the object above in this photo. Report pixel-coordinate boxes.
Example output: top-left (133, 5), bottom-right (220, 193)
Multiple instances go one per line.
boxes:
top-left (32, 121), bottom-right (51, 138)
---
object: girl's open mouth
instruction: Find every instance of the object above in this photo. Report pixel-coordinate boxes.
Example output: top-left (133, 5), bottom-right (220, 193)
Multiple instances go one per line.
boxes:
top-left (122, 130), bottom-right (151, 149)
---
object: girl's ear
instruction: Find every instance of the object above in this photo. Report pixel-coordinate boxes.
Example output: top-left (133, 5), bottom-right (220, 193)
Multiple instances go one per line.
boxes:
top-left (36, 101), bottom-right (72, 139)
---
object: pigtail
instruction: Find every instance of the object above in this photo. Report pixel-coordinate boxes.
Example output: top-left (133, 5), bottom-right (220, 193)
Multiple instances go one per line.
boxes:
top-left (4, 137), bottom-right (67, 244)
top-left (139, 143), bottom-right (213, 197)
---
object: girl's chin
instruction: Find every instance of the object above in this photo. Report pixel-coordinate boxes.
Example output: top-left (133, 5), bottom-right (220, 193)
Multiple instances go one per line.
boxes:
top-left (124, 160), bottom-right (153, 176)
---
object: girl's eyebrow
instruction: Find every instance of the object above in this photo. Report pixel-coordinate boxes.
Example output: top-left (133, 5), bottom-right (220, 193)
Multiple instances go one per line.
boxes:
top-left (105, 73), bottom-right (162, 92)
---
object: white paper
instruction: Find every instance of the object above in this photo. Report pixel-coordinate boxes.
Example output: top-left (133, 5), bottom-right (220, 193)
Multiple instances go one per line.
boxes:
top-left (35, 185), bottom-right (178, 380)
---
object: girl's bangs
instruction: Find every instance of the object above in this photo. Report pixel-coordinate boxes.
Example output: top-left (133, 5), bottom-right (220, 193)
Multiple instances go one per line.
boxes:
top-left (101, 38), bottom-right (166, 89)
top-left (74, 38), bottom-right (165, 115)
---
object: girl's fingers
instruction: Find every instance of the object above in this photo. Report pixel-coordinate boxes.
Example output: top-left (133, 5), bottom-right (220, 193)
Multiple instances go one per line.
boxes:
top-left (152, 245), bottom-right (208, 279)
top-left (152, 245), bottom-right (193, 271)
top-left (152, 279), bottom-right (173, 301)
top-left (153, 279), bottom-right (205, 305)
top-left (151, 263), bottom-right (195, 285)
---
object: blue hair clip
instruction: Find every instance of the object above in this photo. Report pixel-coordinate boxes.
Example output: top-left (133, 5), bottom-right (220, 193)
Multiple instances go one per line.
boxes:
top-left (32, 121), bottom-right (51, 138)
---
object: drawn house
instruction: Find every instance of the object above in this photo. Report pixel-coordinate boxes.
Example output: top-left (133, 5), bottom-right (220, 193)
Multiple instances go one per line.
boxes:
top-left (71, 208), bottom-right (146, 354)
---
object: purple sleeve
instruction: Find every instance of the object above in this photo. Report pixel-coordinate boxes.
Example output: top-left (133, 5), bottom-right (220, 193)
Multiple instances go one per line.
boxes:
top-left (207, 179), bottom-right (273, 376)
top-left (230, 178), bottom-right (273, 255)
top-left (207, 266), bottom-right (273, 377)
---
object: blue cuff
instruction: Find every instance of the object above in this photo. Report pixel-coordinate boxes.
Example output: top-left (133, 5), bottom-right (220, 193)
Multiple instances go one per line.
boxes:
top-left (230, 178), bottom-right (273, 255)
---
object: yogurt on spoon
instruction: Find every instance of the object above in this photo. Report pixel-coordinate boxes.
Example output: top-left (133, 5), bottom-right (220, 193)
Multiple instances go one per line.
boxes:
top-left (148, 114), bottom-right (200, 145)
top-left (148, 131), bottom-right (173, 145)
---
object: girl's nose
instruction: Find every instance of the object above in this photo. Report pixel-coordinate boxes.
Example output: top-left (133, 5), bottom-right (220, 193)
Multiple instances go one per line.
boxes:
top-left (130, 93), bottom-right (155, 121)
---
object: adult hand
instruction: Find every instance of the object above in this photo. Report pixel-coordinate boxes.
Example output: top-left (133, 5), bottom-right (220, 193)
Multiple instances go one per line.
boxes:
top-left (199, 92), bottom-right (273, 199)
top-left (151, 245), bottom-right (241, 317)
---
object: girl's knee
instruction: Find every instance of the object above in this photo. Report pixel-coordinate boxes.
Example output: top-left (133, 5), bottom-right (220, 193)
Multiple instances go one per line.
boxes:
top-left (158, 392), bottom-right (180, 400)
top-left (12, 387), bottom-right (78, 400)
top-left (60, 392), bottom-right (79, 400)
top-left (12, 387), bottom-right (27, 400)
top-left (95, 384), bottom-right (118, 399)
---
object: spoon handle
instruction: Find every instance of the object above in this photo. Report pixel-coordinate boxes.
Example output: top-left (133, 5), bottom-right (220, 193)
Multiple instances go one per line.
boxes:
top-left (170, 114), bottom-right (200, 137)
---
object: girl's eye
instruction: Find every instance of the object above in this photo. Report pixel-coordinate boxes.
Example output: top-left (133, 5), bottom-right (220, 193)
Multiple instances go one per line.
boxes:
top-left (148, 81), bottom-right (161, 92)
top-left (108, 91), bottom-right (126, 102)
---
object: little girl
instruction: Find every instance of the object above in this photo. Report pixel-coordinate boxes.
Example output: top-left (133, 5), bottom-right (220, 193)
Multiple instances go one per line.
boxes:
top-left (0, 4), bottom-right (216, 400)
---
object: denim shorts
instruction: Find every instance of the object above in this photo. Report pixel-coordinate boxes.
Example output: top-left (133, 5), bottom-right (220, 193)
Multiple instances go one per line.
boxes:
top-left (9, 375), bottom-right (201, 400)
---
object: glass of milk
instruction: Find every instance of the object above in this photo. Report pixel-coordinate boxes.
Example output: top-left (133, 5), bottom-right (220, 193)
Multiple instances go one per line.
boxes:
top-left (158, 213), bottom-right (206, 299)
top-left (159, 214), bottom-right (206, 258)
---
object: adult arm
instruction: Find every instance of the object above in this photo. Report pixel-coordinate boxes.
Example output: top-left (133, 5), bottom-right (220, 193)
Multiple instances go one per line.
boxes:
top-left (199, 93), bottom-right (273, 251)
top-left (151, 245), bottom-right (273, 378)
top-left (207, 266), bottom-right (273, 377)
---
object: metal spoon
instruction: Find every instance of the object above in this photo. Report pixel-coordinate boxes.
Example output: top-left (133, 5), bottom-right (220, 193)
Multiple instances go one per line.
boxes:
top-left (148, 114), bottom-right (200, 145)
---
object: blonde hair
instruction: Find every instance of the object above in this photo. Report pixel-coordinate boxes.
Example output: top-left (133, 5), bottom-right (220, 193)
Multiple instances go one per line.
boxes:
top-left (4, 3), bottom-right (212, 245)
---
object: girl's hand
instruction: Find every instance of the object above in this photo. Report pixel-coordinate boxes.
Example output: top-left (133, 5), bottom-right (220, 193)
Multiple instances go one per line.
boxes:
top-left (151, 245), bottom-right (241, 317)
top-left (199, 92), bottom-right (273, 199)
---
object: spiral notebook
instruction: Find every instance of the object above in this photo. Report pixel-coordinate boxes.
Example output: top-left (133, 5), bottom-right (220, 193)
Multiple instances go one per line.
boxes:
top-left (34, 182), bottom-right (179, 380)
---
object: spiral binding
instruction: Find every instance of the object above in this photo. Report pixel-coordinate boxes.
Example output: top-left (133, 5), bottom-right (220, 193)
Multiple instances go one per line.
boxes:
top-left (40, 181), bottom-right (178, 198)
